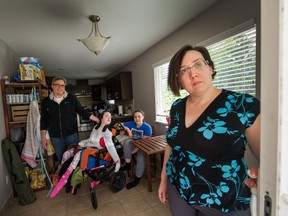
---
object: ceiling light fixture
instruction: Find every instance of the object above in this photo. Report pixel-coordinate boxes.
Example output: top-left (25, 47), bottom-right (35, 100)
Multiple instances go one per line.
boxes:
top-left (78, 15), bottom-right (111, 55)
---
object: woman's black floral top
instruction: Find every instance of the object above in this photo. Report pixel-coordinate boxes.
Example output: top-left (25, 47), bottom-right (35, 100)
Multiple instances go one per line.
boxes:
top-left (166, 89), bottom-right (260, 213)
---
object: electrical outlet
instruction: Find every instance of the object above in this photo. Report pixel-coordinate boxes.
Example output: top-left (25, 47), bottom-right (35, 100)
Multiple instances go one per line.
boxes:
top-left (5, 176), bottom-right (9, 184)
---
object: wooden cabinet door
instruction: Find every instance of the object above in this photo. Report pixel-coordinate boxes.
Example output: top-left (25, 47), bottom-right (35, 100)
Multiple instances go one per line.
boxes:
top-left (92, 85), bottom-right (102, 101)
top-left (113, 74), bottom-right (121, 100)
top-left (106, 78), bottom-right (114, 100)
top-left (119, 72), bottom-right (133, 100)
top-left (106, 71), bottom-right (133, 100)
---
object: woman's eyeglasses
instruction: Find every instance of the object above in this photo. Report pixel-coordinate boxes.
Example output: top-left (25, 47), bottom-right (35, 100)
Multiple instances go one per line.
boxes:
top-left (177, 60), bottom-right (209, 77)
top-left (53, 84), bottom-right (66, 88)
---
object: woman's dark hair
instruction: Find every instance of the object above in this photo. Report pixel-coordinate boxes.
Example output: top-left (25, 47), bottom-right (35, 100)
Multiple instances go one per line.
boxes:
top-left (167, 45), bottom-right (217, 96)
top-left (94, 110), bottom-right (111, 132)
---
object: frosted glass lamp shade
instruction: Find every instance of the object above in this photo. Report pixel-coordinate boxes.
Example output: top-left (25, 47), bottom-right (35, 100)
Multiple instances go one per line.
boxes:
top-left (78, 15), bottom-right (110, 55)
top-left (79, 36), bottom-right (110, 55)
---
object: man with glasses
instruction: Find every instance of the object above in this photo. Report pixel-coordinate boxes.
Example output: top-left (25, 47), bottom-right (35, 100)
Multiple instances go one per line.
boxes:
top-left (40, 76), bottom-right (99, 162)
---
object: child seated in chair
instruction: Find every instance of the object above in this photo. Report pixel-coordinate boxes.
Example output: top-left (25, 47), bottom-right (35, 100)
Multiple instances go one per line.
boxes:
top-left (116, 109), bottom-right (152, 189)
top-left (50, 111), bottom-right (120, 198)
top-left (78, 111), bottom-right (120, 172)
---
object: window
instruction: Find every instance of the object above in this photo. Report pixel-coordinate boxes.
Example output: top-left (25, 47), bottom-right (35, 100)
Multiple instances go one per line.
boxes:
top-left (154, 20), bottom-right (256, 123)
top-left (154, 61), bottom-right (189, 123)
top-left (207, 28), bottom-right (256, 96)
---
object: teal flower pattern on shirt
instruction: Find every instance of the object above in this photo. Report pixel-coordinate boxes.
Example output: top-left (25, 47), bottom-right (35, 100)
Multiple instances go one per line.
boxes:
top-left (198, 117), bottom-right (227, 140)
top-left (166, 90), bottom-right (260, 212)
top-left (167, 104), bottom-right (181, 139)
top-left (198, 92), bottom-right (257, 140)
top-left (217, 182), bottom-right (230, 197)
top-left (223, 93), bottom-right (256, 127)
top-left (221, 160), bottom-right (241, 178)
top-left (217, 101), bottom-right (233, 117)
top-left (237, 111), bottom-right (255, 126)
top-left (201, 193), bottom-right (221, 205)
top-left (187, 151), bottom-right (205, 175)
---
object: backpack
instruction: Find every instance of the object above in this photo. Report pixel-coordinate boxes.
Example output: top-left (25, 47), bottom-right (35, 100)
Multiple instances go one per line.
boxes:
top-left (1, 138), bottom-right (36, 205)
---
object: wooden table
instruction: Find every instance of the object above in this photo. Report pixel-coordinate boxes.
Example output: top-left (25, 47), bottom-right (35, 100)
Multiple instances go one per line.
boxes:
top-left (131, 135), bottom-right (167, 192)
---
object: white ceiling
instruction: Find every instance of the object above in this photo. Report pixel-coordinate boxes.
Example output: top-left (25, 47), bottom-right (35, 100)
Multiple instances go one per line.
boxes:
top-left (0, 0), bottom-right (219, 80)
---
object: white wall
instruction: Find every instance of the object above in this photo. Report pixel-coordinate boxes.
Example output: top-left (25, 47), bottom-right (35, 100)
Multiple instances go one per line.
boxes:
top-left (0, 39), bottom-right (20, 210)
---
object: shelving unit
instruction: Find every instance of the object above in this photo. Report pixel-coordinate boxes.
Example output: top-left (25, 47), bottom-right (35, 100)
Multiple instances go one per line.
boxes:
top-left (1, 79), bottom-right (51, 191)
top-left (1, 79), bottom-right (48, 138)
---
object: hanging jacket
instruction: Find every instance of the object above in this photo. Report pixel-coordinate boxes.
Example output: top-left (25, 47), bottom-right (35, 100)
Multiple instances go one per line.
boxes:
top-left (21, 100), bottom-right (41, 168)
top-left (2, 138), bottom-right (36, 205)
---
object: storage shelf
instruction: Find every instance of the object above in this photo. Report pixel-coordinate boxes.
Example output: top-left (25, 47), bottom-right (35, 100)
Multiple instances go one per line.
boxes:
top-left (7, 102), bottom-right (41, 106)
top-left (6, 80), bottom-right (47, 88)
top-left (1, 79), bottom-right (51, 193)
top-left (1, 79), bottom-right (47, 138)
top-left (9, 122), bottom-right (27, 129)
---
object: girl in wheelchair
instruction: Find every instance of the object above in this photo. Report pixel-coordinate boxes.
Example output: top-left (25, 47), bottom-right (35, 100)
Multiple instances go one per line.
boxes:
top-left (50, 111), bottom-right (123, 200)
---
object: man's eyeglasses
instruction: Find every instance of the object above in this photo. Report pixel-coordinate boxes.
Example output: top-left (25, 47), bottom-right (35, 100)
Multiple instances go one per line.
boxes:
top-left (53, 84), bottom-right (66, 88)
top-left (177, 60), bottom-right (209, 77)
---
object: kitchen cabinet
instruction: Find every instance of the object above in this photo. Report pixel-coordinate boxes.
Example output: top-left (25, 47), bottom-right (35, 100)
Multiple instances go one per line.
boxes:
top-left (75, 80), bottom-right (91, 95)
top-left (92, 84), bottom-right (103, 101)
top-left (106, 71), bottom-right (133, 100)
top-left (106, 77), bottom-right (115, 100)
top-left (1, 79), bottom-right (48, 138)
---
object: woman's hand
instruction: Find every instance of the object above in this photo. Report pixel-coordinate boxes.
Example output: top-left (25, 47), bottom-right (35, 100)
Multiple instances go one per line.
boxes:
top-left (245, 166), bottom-right (258, 188)
top-left (159, 145), bottom-right (171, 204)
top-left (158, 180), bottom-right (168, 204)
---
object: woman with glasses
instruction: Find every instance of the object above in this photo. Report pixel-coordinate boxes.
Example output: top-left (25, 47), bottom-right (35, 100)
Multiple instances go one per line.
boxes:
top-left (40, 76), bottom-right (99, 162)
top-left (158, 45), bottom-right (260, 216)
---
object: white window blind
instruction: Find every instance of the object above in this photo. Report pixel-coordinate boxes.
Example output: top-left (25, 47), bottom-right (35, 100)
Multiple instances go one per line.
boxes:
top-left (154, 20), bottom-right (256, 123)
top-left (154, 62), bottom-right (170, 122)
top-left (154, 62), bottom-right (188, 122)
top-left (208, 27), bottom-right (256, 96)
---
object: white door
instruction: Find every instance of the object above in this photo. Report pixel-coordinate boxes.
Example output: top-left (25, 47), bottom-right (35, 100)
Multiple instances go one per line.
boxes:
top-left (259, 0), bottom-right (288, 215)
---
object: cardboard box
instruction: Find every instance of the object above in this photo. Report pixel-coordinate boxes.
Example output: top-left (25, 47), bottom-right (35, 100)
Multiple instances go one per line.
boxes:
top-left (11, 104), bottom-right (41, 121)
top-left (19, 64), bottom-right (35, 80)
top-left (11, 105), bottom-right (29, 121)
top-left (19, 64), bottom-right (42, 81)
